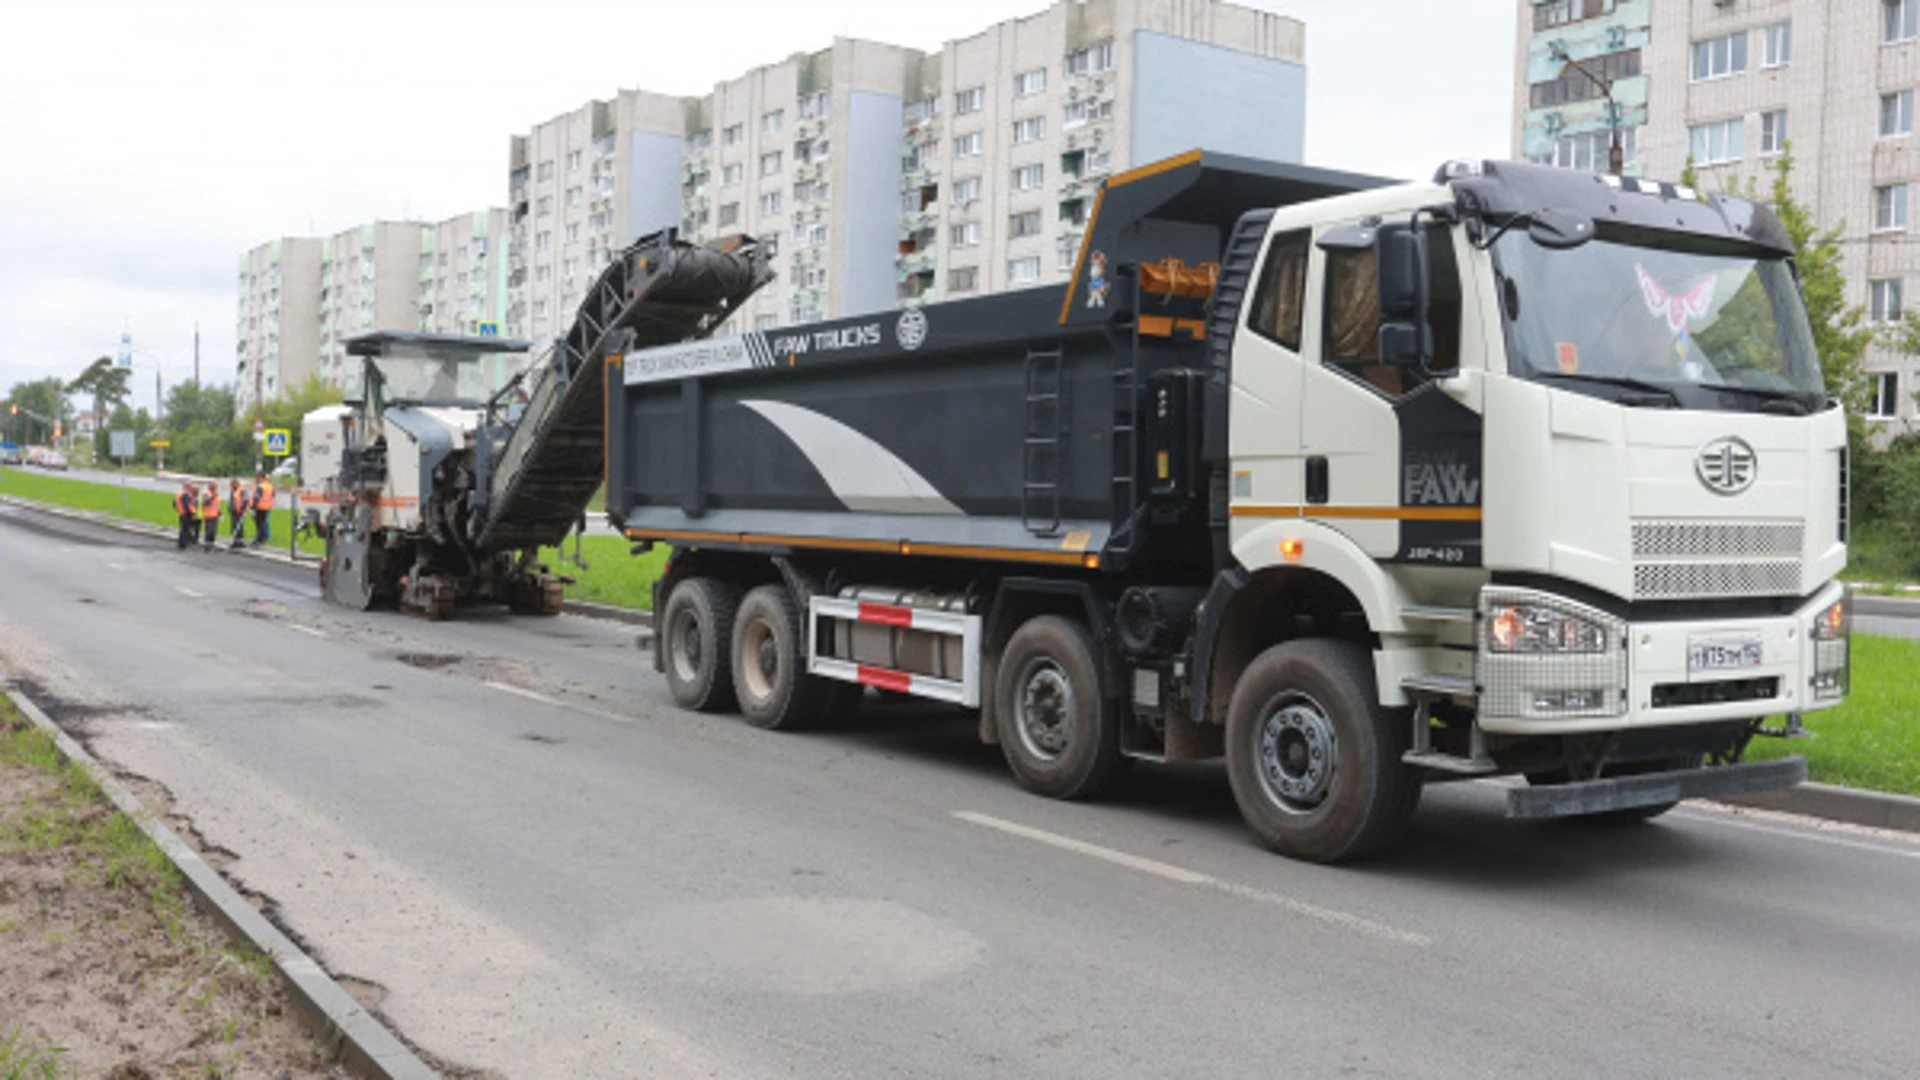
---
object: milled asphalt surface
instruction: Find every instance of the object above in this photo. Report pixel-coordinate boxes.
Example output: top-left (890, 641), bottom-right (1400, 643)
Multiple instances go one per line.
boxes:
top-left (3, 500), bottom-right (1920, 1078)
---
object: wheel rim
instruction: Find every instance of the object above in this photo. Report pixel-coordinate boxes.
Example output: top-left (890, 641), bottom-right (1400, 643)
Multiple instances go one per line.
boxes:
top-left (1014, 659), bottom-right (1074, 762)
top-left (669, 607), bottom-right (702, 684)
top-left (1255, 692), bottom-right (1338, 814)
top-left (740, 618), bottom-right (778, 703)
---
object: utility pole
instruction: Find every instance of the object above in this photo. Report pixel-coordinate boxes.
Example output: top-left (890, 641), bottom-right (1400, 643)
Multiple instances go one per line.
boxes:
top-left (1549, 43), bottom-right (1624, 176)
top-left (193, 322), bottom-right (201, 385)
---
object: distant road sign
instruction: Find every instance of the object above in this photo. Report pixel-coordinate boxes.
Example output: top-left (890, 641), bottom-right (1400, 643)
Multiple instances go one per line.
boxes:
top-left (150, 440), bottom-right (171, 448)
top-left (263, 429), bottom-right (292, 457)
top-left (475, 320), bottom-right (501, 337)
top-left (109, 430), bottom-right (134, 459)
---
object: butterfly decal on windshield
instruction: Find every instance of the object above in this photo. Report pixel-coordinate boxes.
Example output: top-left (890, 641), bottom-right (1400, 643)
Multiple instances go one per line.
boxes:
top-left (1637, 264), bottom-right (1717, 334)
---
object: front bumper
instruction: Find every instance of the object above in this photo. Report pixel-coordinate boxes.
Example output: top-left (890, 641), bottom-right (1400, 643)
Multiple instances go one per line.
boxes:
top-left (1476, 580), bottom-right (1849, 737)
top-left (1506, 756), bottom-right (1807, 819)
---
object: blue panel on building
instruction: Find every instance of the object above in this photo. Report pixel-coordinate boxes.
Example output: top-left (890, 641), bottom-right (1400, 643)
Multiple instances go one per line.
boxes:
top-left (842, 89), bottom-right (904, 318)
top-left (1129, 31), bottom-right (1305, 168)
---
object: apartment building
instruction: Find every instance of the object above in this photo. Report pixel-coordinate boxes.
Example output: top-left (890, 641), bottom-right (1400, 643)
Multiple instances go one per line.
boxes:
top-left (419, 209), bottom-right (511, 337)
top-left (235, 238), bottom-right (323, 414)
top-left (506, 0), bottom-right (1306, 337)
top-left (314, 221), bottom-right (429, 392)
top-left (1513, 0), bottom-right (1920, 431)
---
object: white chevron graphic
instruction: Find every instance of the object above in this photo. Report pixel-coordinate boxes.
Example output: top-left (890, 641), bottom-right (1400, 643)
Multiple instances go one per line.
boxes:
top-left (740, 399), bottom-right (962, 515)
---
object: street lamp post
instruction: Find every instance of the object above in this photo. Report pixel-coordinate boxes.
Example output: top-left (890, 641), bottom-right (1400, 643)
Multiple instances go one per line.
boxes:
top-left (1550, 43), bottom-right (1624, 176)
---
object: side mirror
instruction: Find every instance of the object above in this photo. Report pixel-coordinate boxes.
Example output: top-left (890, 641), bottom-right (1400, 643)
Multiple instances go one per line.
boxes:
top-left (1377, 224), bottom-right (1431, 368)
top-left (1316, 222), bottom-right (1379, 252)
top-left (1528, 208), bottom-right (1594, 249)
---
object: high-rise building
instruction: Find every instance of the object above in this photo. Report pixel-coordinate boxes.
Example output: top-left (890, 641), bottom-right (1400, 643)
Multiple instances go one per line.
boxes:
top-left (235, 238), bottom-right (323, 415)
top-left (316, 221), bottom-right (428, 389)
top-left (1513, 0), bottom-right (1920, 430)
top-left (505, 0), bottom-right (1307, 337)
top-left (419, 209), bottom-right (512, 337)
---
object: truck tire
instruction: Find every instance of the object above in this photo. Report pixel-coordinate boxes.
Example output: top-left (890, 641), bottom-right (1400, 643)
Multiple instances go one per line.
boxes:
top-left (1224, 640), bottom-right (1421, 863)
top-left (662, 577), bottom-right (738, 713)
top-left (993, 615), bottom-right (1128, 800)
top-left (730, 585), bottom-right (833, 730)
top-left (1526, 755), bottom-right (1703, 823)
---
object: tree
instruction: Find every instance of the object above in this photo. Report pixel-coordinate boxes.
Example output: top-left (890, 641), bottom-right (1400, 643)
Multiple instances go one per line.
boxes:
top-left (66, 356), bottom-right (134, 457)
top-left (4, 377), bottom-right (72, 445)
top-left (164, 381), bottom-right (236, 434)
top-left (1761, 148), bottom-right (1872, 411)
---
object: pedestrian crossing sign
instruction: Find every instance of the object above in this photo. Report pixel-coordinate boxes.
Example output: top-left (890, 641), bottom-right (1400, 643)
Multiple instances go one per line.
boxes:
top-left (263, 429), bottom-right (292, 457)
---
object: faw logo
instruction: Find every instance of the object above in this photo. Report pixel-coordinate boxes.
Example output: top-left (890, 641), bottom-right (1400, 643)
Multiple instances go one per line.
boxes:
top-left (1403, 461), bottom-right (1481, 506)
top-left (1696, 436), bottom-right (1757, 496)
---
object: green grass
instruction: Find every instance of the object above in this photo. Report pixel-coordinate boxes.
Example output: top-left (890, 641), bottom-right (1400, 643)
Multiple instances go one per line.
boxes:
top-left (538, 535), bottom-right (668, 612)
top-left (0, 468), bottom-right (322, 556)
top-left (1845, 521), bottom-right (1919, 588)
top-left (1747, 633), bottom-right (1920, 797)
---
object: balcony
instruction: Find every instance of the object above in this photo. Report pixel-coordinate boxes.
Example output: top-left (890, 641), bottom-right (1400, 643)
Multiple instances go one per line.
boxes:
top-left (896, 250), bottom-right (937, 276)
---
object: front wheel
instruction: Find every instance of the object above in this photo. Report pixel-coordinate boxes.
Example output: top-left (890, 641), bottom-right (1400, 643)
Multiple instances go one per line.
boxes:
top-left (1224, 640), bottom-right (1421, 864)
top-left (993, 615), bottom-right (1128, 800)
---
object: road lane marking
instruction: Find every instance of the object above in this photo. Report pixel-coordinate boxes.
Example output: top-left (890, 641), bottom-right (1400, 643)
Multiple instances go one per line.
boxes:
top-left (286, 624), bottom-right (327, 639)
top-left (484, 681), bottom-right (562, 707)
top-left (107, 562), bottom-right (127, 571)
top-left (175, 587), bottom-right (205, 598)
top-left (1675, 808), bottom-right (1920, 861)
top-left (952, 810), bottom-right (1430, 947)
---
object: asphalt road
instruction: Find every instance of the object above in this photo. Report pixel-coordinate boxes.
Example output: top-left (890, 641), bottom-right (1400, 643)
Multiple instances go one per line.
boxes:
top-left (3, 502), bottom-right (1919, 1078)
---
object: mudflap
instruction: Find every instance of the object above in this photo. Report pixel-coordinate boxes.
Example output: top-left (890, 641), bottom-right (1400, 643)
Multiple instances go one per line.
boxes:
top-left (1506, 757), bottom-right (1808, 820)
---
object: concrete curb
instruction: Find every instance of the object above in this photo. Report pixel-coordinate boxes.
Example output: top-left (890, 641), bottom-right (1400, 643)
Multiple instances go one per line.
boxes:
top-left (562, 597), bottom-right (654, 636)
top-left (1717, 781), bottom-right (1920, 833)
top-left (1, 683), bottom-right (437, 1079)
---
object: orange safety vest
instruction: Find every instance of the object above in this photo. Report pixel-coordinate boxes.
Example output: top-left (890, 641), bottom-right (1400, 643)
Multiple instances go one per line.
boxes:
top-left (199, 491), bottom-right (222, 520)
top-left (229, 486), bottom-right (250, 513)
top-left (174, 491), bottom-right (195, 516)
top-left (254, 479), bottom-right (275, 508)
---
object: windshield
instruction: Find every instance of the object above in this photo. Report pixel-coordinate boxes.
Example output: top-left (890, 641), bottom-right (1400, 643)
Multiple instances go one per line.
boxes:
top-left (364, 347), bottom-right (522, 407)
top-left (1491, 234), bottom-right (1825, 413)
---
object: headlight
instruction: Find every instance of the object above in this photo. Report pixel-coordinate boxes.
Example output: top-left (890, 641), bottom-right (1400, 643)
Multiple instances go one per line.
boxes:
top-left (1812, 595), bottom-right (1848, 640)
top-left (1487, 603), bottom-right (1610, 653)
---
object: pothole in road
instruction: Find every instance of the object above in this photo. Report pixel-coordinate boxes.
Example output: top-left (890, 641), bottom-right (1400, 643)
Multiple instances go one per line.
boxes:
top-left (519, 732), bottom-right (563, 745)
top-left (396, 653), bottom-right (462, 671)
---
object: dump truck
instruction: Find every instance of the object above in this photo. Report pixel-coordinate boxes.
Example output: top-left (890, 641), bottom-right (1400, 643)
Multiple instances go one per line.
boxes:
top-left (602, 151), bottom-right (1846, 862)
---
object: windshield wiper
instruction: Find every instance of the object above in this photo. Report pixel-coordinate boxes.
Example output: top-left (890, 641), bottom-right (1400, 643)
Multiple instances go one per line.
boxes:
top-left (1534, 372), bottom-right (1678, 407)
top-left (1696, 383), bottom-right (1814, 416)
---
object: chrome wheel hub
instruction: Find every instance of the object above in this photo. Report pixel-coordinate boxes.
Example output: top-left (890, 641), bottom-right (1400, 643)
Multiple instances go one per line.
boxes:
top-left (1257, 695), bottom-right (1337, 813)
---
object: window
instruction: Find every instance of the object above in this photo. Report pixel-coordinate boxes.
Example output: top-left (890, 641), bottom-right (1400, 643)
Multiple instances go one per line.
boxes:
top-left (1013, 116), bottom-right (1045, 143)
top-left (763, 109), bottom-right (784, 134)
top-left (686, 130), bottom-right (711, 151)
top-left (536, 196), bottom-right (552, 217)
top-left (950, 266), bottom-right (979, 293)
top-left (1533, 0), bottom-right (1616, 30)
top-left (1872, 278), bottom-right (1904, 323)
top-left (797, 265), bottom-right (828, 290)
top-left (723, 163), bottom-right (743, 185)
top-left (1322, 227), bottom-right (1461, 394)
top-left (565, 223), bottom-right (580, 243)
top-left (1063, 98), bottom-right (1113, 127)
top-left (1869, 372), bottom-right (1901, 416)
top-left (905, 95), bottom-right (939, 124)
top-left (1761, 110), bottom-right (1788, 155)
top-left (794, 222), bottom-right (827, 248)
top-left (759, 191), bottom-right (782, 215)
top-left (566, 185), bottom-right (583, 206)
top-left (537, 160), bottom-right (554, 181)
top-left (755, 314), bottom-right (779, 332)
top-left (1691, 32), bottom-right (1749, 81)
top-left (1884, 91), bottom-right (1914, 137)
top-left (1529, 48), bottom-right (1642, 108)
top-left (536, 231), bottom-right (552, 251)
top-left (1015, 69), bottom-right (1047, 97)
top-left (956, 86), bottom-right (985, 115)
top-left (1010, 209), bottom-right (1043, 237)
top-left (1890, 0), bottom-right (1919, 44)
top-left (951, 222), bottom-right (981, 247)
top-left (799, 91), bottom-right (829, 119)
top-left (535, 265), bottom-right (551, 283)
top-left (1066, 42), bottom-right (1115, 75)
top-left (1763, 22), bottom-right (1792, 67)
top-left (1059, 197), bottom-right (1087, 226)
top-left (953, 176), bottom-right (982, 204)
top-left (760, 151), bottom-right (783, 176)
top-left (1008, 256), bottom-right (1042, 283)
top-left (1877, 183), bottom-right (1910, 231)
top-left (1012, 163), bottom-right (1045, 191)
top-left (1249, 230), bottom-right (1311, 351)
top-left (719, 202), bottom-right (740, 227)
top-left (567, 149), bottom-right (584, 171)
top-left (722, 123), bottom-right (744, 147)
top-left (533, 299), bottom-right (547, 318)
top-left (1532, 128), bottom-right (1637, 172)
top-left (954, 132), bottom-right (984, 157)
top-left (1688, 118), bottom-right (1745, 165)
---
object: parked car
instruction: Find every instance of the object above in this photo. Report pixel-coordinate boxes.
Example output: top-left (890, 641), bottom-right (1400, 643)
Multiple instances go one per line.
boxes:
top-left (0, 444), bottom-right (20, 465)
top-left (40, 451), bottom-right (68, 470)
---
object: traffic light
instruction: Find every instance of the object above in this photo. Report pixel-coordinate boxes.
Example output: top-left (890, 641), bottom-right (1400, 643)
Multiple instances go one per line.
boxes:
top-left (7, 404), bottom-right (15, 415)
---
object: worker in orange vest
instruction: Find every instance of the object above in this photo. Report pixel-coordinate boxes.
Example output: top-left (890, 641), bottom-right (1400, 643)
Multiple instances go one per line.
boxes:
top-left (227, 478), bottom-right (251, 549)
top-left (251, 470), bottom-right (276, 547)
top-left (173, 481), bottom-right (198, 550)
top-left (198, 481), bottom-right (223, 552)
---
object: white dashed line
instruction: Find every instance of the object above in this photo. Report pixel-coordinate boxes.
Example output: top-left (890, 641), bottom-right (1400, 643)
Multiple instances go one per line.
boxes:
top-left (175, 587), bottom-right (205, 598)
top-left (952, 810), bottom-right (1430, 947)
top-left (484, 681), bottom-right (562, 707)
top-left (286, 624), bottom-right (328, 639)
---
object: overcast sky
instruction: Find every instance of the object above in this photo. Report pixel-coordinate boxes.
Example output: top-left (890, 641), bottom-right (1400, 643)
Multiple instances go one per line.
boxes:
top-left (0, 0), bottom-right (1515, 413)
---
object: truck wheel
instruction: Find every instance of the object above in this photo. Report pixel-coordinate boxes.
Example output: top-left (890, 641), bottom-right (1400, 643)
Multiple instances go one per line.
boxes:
top-left (662, 577), bottom-right (738, 713)
top-left (1225, 640), bottom-right (1421, 863)
top-left (730, 585), bottom-right (833, 730)
top-left (1526, 755), bottom-right (1703, 823)
top-left (993, 615), bottom-right (1128, 800)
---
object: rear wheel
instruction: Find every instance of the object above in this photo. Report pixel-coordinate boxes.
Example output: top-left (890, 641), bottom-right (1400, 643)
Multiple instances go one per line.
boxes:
top-left (661, 577), bottom-right (738, 712)
top-left (993, 615), bottom-right (1128, 800)
top-left (730, 585), bottom-right (835, 730)
top-left (1224, 640), bottom-right (1421, 863)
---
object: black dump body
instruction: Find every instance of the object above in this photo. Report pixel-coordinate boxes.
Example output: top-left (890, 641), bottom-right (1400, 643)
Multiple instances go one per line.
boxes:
top-left (608, 151), bottom-right (1389, 579)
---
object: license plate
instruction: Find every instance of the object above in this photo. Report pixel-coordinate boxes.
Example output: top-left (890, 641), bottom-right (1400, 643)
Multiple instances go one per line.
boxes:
top-left (1689, 637), bottom-right (1764, 673)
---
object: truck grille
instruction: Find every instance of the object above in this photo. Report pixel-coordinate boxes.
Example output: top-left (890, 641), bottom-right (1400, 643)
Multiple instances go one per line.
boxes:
top-left (1631, 519), bottom-right (1803, 600)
